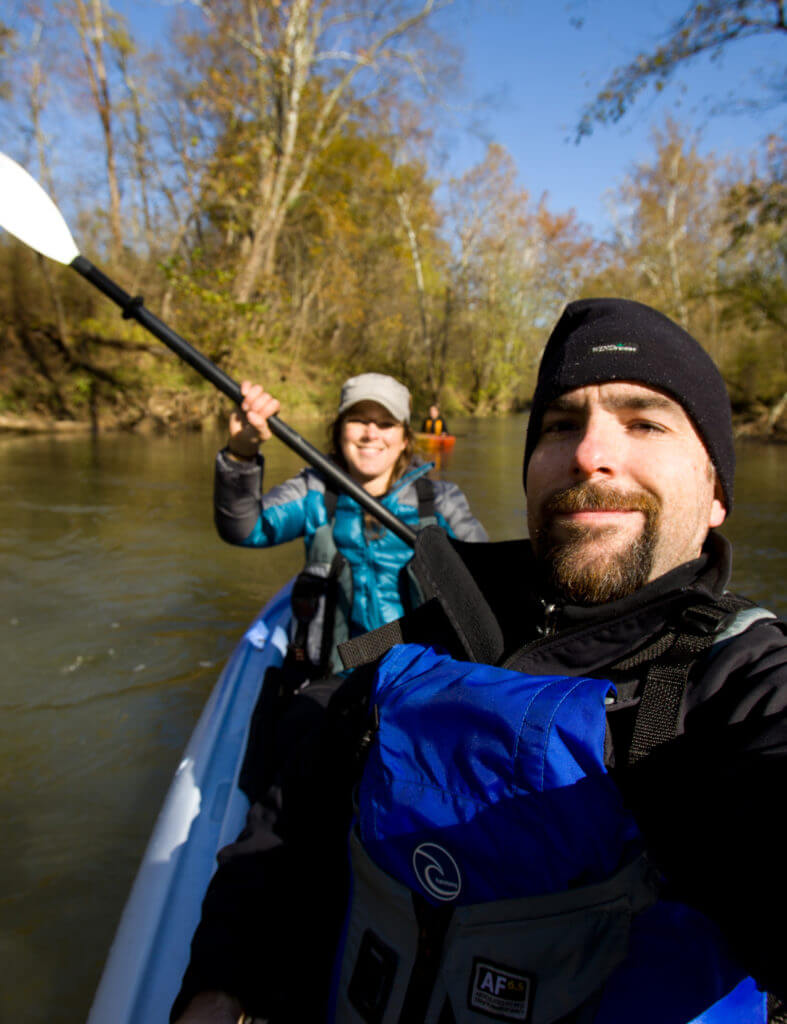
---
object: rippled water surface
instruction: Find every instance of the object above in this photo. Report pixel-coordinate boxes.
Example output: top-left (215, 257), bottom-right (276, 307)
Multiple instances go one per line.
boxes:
top-left (1, 420), bottom-right (785, 1023)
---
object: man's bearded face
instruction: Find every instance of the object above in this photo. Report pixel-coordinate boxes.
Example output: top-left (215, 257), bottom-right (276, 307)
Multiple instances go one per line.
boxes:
top-left (533, 481), bottom-right (660, 605)
top-left (525, 382), bottom-right (727, 606)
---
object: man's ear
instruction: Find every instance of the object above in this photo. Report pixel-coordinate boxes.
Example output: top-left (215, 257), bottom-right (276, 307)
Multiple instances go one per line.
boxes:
top-left (709, 477), bottom-right (727, 529)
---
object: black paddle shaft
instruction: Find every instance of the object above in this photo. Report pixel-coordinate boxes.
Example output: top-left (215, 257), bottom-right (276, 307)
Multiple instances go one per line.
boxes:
top-left (70, 255), bottom-right (417, 547)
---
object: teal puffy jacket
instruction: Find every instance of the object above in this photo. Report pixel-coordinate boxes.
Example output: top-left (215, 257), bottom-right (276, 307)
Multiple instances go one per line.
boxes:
top-left (214, 451), bottom-right (487, 635)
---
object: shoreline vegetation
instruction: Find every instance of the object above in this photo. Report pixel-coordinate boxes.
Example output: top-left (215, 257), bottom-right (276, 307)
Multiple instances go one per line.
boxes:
top-left (1, 9), bottom-right (784, 444)
top-left (2, 124), bottom-right (782, 436)
top-left (2, 392), bottom-right (785, 443)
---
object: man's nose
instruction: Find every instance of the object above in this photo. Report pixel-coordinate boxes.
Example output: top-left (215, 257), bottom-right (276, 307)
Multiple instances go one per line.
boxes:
top-left (572, 416), bottom-right (621, 478)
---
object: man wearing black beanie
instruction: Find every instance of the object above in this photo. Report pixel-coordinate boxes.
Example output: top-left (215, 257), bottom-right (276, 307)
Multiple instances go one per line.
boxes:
top-left (523, 297), bottom-right (735, 510)
top-left (172, 298), bottom-right (786, 1024)
top-left (523, 297), bottom-right (732, 606)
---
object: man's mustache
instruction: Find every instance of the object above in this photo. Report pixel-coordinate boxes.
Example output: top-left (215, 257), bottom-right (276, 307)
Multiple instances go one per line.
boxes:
top-left (541, 482), bottom-right (658, 518)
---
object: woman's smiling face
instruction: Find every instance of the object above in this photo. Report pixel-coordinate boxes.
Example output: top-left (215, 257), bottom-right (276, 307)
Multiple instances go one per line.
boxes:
top-left (339, 401), bottom-right (408, 495)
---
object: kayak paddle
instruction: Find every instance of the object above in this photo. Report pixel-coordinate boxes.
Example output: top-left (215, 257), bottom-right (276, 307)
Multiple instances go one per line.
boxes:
top-left (0, 151), bottom-right (417, 546)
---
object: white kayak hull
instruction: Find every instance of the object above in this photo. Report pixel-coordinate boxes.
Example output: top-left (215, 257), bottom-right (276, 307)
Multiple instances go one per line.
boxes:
top-left (88, 582), bottom-right (293, 1024)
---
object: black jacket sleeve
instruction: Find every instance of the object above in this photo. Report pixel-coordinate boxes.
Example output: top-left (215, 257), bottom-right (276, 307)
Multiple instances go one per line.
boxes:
top-left (618, 619), bottom-right (787, 999)
top-left (213, 449), bottom-right (266, 544)
top-left (170, 669), bottom-right (374, 1022)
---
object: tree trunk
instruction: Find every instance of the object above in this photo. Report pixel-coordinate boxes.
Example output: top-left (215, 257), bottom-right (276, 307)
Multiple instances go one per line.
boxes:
top-left (397, 191), bottom-right (433, 385)
top-left (72, 0), bottom-right (124, 258)
top-left (767, 391), bottom-right (787, 431)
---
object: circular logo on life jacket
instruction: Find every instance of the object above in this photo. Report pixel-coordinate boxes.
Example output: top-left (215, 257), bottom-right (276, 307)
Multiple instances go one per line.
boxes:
top-left (412, 842), bottom-right (462, 901)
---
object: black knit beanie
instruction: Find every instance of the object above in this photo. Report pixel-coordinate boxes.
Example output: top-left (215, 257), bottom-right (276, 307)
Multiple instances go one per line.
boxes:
top-left (523, 298), bottom-right (735, 510)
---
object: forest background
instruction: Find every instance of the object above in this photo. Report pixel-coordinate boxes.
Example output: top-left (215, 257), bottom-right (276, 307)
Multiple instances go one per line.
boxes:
top-left (0, 0), bottom-right (784, 435)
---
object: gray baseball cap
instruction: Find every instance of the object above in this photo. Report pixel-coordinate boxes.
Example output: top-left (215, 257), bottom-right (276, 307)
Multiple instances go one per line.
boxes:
top-left (338, 373), bottom-right (411, 423)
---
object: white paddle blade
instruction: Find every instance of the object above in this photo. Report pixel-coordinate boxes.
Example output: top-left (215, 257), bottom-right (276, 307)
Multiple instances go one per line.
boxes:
top-left (0, 152), bottom-right (80, 264)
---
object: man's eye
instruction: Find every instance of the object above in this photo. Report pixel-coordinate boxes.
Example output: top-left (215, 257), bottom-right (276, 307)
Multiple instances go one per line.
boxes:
top-left (629, 420), bottom-right (666, 434)
top-left (541, 418), bottom-right (578, 435)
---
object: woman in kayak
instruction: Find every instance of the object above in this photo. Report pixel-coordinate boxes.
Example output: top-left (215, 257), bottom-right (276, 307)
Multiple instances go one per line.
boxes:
top-left (216, 372), bottom-right (486, 676)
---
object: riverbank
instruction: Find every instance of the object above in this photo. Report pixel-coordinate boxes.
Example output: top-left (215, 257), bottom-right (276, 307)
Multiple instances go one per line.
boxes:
top-left (0, 413), bottom-right (94, 434)
top-left (3, 406), bottom-right (786, 442)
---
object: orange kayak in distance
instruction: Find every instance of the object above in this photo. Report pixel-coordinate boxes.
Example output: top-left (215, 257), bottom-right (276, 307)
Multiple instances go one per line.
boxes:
top-left (415, 432), bottom-right (456, 450)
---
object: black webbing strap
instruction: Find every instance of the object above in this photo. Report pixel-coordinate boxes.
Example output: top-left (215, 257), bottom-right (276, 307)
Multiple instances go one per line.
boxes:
top-left (408, 526), bottom-right (503, 663)
top-left (337, 596), bottom-right (477, 671)
top-left (625, 595), bottom-right (751, 766)
top-left (396, 895), bottom-right (454, 1023)
top-left (339, 617), bottom-right (406, 668)
top-left (324, 485), bottom-right (339, 521)
top-left (414, 475), bottom-right (436, 520)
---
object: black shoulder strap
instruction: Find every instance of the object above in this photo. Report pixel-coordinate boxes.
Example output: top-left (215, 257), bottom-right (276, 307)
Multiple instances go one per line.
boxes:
top-left (622, 593), bottom-right (758, 766)
top-left (324, 483), bottom-right (339, 521)
top-left (338, 618), bottom-right (406, 669)
top-left (414, 475), bottom-right (436, 521)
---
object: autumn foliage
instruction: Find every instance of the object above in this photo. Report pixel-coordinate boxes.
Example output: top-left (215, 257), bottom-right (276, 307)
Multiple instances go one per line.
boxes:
top-left (0, 2), bottom-right (783, 432)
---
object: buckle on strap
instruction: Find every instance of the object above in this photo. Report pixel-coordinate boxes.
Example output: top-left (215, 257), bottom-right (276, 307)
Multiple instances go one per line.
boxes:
top-left (678, 602), bottom-right (729, 636)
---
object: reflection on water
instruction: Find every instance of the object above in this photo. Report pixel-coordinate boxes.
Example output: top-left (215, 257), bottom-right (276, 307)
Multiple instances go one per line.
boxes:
top-left (0, 422), bottom-right (785, 1023)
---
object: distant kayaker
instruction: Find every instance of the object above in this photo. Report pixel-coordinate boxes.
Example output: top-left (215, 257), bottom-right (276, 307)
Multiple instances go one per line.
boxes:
top-left (214, 371), bottom-right (486, 677)
top-left (173, 301), bottom-right (787, 1024)
top-left (421, 402), bottom-right (449, 435)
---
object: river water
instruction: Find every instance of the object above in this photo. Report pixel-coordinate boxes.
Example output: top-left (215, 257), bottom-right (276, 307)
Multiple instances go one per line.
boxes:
top-left (1, 418), bottom-right (785, 1023)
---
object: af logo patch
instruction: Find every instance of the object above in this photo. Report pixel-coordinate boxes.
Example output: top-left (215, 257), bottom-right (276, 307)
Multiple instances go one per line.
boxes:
top-left (468, 958), bottom-right (534, 1022)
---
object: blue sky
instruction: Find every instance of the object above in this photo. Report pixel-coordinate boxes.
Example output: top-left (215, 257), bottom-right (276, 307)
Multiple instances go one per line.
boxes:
top-left (435, 0), bottom-right (784, 235)
top-left (14, 0), bottom-right (784, 239)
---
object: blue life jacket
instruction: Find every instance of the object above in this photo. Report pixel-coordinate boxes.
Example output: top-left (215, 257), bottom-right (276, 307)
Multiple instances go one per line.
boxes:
top-left (329, 643), bottom-right (766, 1024)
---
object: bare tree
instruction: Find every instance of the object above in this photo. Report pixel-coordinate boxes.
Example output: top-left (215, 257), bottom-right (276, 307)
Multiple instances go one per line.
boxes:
top-left (61, 0), bottom-right (124, 255)
top-left (396, 190), bottom-right (436, 381)
top-left (0, 18), bottom-right (14, 101)
top-left (576, 0), bottom-right (787, 140)
top-left (113, 32), bottom-right (155, 249)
